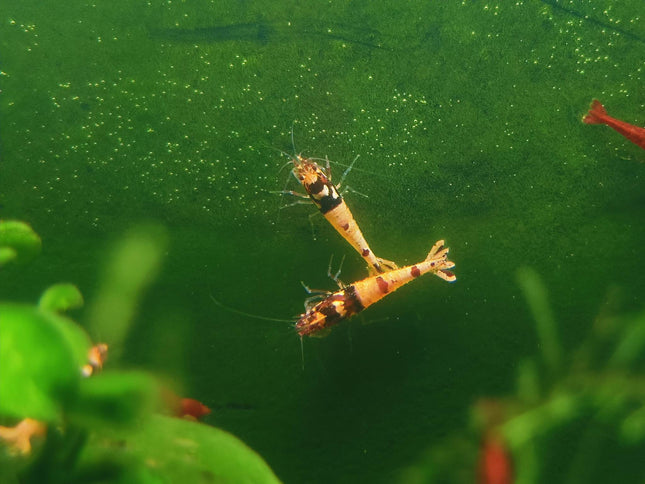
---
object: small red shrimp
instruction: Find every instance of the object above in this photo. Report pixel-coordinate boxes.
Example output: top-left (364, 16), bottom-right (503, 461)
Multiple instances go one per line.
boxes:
top-left (583, 99), bottom-right (645, 150)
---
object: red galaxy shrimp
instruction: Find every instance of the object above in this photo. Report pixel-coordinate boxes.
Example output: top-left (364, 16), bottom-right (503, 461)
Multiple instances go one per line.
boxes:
top-left (295, 239), bottom-right (456, 337)
top-left (287, 154), bottom-right (397, 274)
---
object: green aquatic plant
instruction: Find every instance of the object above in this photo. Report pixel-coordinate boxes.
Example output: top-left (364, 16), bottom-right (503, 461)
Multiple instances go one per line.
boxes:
top-left (0, 222), bottom-right (281, 483)
top-left (398, 267), bottom-right (645, 484)
top-left (0, 220), bottom-right (42, 267)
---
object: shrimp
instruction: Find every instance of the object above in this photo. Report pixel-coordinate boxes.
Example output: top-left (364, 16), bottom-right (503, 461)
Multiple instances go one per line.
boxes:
top-left (0, 418), bottom-right (46, 455)
top-left (583, 99), bottom-right (645, 150)
top-left (296, 239), bottom-right (455, 337)
top-left (81, 343), bottom-right (109, 377)
top-left (285, 153), bottom-right (398, 274)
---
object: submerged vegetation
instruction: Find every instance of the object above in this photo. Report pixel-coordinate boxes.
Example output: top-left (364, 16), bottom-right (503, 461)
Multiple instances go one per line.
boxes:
top-left (4, 218), bottom-right (643, 483)
top-left (399, 267), bottom-right (645, 483)
top-left (0, 220), bottom-right (281, 483)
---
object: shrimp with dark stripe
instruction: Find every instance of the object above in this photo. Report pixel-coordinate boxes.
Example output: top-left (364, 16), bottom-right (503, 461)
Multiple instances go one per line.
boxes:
top-left (285, 154), bottom-right (397, 274)
top-left (296, 239), bottom-right (456, 337)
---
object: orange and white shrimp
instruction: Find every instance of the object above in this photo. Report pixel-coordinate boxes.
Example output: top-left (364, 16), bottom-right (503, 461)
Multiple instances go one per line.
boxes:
top-left (295, 239), bottom-right (456, 337)
top-left (81, 343), bottom-right (108, 377)
top-left (0, 418), bottom-right (46, 455)
top-left (286, 154), bottom-right (397, 274)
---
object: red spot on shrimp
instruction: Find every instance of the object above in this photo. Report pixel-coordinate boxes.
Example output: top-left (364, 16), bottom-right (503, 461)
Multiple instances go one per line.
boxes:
top-left (411, 266), bottom-right (421, 278)
top-left (362, 248), bottom-right (370, 257)
top-left (376, 276), bottom-right (389, 294)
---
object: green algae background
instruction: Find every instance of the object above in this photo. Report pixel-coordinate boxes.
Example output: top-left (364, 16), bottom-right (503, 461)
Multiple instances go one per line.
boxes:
top-left (1, 1), bottom-right (644, 482)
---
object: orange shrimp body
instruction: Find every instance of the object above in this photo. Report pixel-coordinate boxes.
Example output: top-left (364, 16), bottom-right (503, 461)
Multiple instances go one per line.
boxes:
top-left (81, 343), bottom-right (108, 377)
top-left (295, 240), bottom-right (455, 337)
top-left (291, 155), bottom-right (396, 274)
top-left (0, 418), bottom-right (46, 455)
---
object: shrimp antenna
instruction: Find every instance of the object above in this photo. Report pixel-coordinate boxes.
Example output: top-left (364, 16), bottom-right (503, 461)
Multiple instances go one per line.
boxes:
top-left (272, 148), bottom-right (301, 225)
top-left (277, 158), bottom-right (294, 175)
top-left (209, 293), bottom-right (293, 323)
top-left (275, 146), bottom-right (293, 159)
top-left (290, 122), bottom-right (297, 155)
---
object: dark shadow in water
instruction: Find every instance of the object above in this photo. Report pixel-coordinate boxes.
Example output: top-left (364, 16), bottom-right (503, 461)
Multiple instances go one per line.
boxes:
top-left (151, 22), bottom-right (273, 44)
top-left (539, 0), bottom-right (645, 45)
top-left (149, 21), bottom-right (389, 50)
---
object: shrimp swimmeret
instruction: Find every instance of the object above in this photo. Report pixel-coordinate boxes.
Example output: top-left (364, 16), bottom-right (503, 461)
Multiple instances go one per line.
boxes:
top-left (295, 239), bottom-right (456, 337)
top-left (284, 153), bottom-right (398, 275)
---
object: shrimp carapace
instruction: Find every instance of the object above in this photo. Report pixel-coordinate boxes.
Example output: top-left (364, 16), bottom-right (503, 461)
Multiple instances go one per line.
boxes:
top-left (295, 239), bottom-right (456, 337)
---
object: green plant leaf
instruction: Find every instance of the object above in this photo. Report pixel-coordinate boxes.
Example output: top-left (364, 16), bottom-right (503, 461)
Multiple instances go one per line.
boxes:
top-left (621, 405), bottom-right (645, 444)
top-left (0, 220), bottom-right (41, 266)
top-left (0, 304), bottom-right (87, 421)
top-left (88, 414), bottom-right (282, 484)
top-left (42, 309), bottom-right (93, 373)
top-left (39, 283), bottom-right (84, 313)
top-left (0, 247), bottom-right (17, 265)
top-left (516, 267), bottom-right (562, 375)
top-left (69, 371), bottom-right (160, 428)
top-left (608, 309), bottom-right (645, 368)
top-left (502, 393), bottom-right (581, 448)
top-left (86, 224), bottom-right (168, 361)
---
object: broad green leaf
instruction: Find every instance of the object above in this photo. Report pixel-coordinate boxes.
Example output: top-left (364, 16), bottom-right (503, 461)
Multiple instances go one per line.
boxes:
top-left (69, 371), bottom-right (159, 428)
top-left (43, 308), bottom-right (94, 371)
top-left (516, 358), bottom-right (541, 404)
top-left (0, 220), bottom-right (41, 266)
top-left (89, 414), bottom-right (281, 484)
top-left (0, 247), bottom-right (17, 265)
top-left (0, 304), bottom-right (87, 421)
top-left (39, 283), bottom-right (84, 313)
